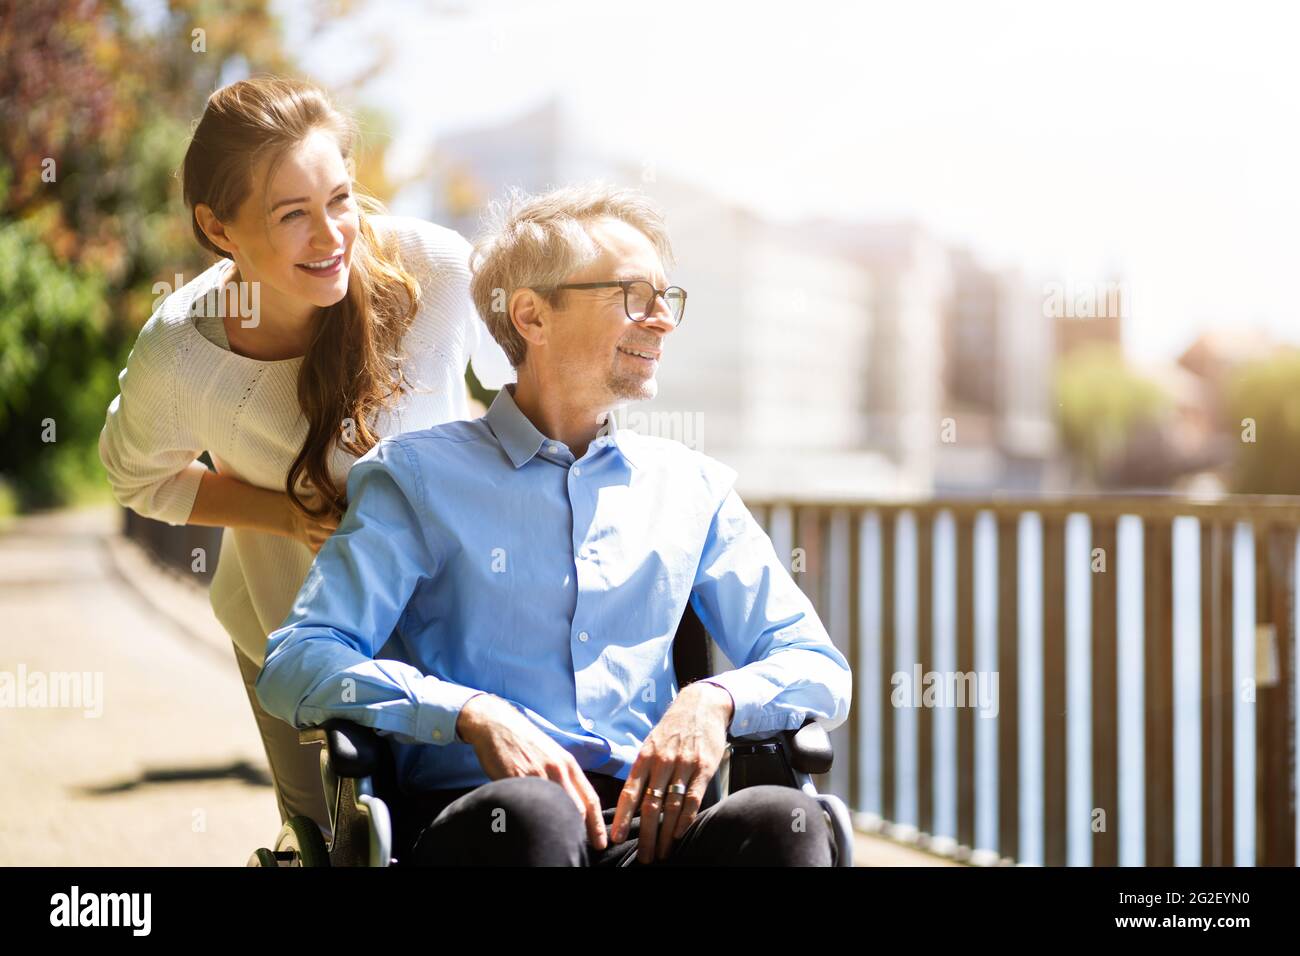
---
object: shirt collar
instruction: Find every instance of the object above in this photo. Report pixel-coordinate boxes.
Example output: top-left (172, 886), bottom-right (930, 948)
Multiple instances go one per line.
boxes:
top-left (485, 384), bottom-right (639, 469)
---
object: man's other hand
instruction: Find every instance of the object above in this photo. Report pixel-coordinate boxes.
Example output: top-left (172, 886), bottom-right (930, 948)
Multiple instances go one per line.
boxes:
top-left (610, 681), bottom-right (733, 863)
top-left (456, 693), bottom-right (609, 851)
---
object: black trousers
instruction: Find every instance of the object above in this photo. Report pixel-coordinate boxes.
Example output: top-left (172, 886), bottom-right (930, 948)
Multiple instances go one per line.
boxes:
top-left (395, 771), bottom-right (838, 866)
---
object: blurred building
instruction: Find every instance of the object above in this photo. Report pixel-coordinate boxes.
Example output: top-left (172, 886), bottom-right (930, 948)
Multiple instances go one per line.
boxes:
top-left (793, 220), bottom-right (949, 493)
top-left (939, 247), bottom-right (1057, 491)
top-left (422, 97), bottom-right (1058, 498)
top-left (996, 267), bottom-right (1059, 489)
top-left (793, 224), bottom-right (1058, 493)
top-left (425, 97), bottom-right (900, 499)
top-left (946, 247), bottom-right (1000, 416)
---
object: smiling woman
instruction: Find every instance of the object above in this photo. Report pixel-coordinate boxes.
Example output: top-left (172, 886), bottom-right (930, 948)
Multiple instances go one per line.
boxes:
top-left (97, 75), bottom-right (513, 844)
top-left (197, 131), bottom-right (362, 362)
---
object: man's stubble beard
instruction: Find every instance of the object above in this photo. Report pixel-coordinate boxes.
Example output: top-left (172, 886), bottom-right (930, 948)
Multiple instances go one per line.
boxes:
top-left (554, 349), bottom-right (657, 408)
top-left (606, 363), bottom-right (657, 403)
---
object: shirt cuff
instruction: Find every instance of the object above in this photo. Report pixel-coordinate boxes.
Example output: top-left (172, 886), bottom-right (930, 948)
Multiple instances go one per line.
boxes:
top-left (415, 678), bottom-right (487, 745)
top-left (698, 673), bottom-right (770, 739)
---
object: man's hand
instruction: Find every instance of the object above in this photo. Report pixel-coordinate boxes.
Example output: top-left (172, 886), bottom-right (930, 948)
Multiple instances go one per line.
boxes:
top-left (610, 681), bottom-right (734, 863)
top-left (456, 693), bottom-right (609, 851)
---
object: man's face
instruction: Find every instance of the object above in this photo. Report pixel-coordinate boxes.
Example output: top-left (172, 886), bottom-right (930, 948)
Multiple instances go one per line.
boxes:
top-left (542, 217), bottom-right (677, 407)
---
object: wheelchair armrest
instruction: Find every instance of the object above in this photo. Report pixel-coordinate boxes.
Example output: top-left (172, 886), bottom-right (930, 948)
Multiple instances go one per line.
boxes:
top-left (298, 718), bottom-right (384, 779)
top-left (782, 719), bottom-right (834, 775)
top-left (727, 716), bottom-right (834, 776)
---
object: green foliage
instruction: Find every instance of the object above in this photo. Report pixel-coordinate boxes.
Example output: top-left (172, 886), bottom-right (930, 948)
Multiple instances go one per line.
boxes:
top-left (0, 214), bottom-right (123, 508)
top-left (1224, 349), bottom-right (1300, 495)
top-left (1054, 344), bottom-right (1171, 486)
top-left (0, 0), bottom-right (410, 512)
top-left (0, 217), bottom-right (107, 409)
top-left (0, 0), bottom-right (291, 509)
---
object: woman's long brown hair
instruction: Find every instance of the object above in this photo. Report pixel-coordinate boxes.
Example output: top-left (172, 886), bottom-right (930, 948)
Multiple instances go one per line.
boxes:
top-left (181, 75), bottom-right (420, 522)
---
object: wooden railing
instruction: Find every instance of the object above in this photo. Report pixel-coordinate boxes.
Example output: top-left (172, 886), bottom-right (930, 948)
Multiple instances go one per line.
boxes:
top-left (124, 493), bottom-right (1297, 865)
top-left (746, 495), bottom-right (1298, 867)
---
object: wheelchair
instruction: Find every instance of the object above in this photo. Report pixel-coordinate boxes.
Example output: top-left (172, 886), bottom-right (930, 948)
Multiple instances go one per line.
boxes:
top-left (247, 605), bottom-right (855, 866)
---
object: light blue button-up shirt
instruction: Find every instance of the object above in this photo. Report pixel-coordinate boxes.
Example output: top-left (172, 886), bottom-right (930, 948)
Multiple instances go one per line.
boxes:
top-left (256, 383), bottom-right (852, 793)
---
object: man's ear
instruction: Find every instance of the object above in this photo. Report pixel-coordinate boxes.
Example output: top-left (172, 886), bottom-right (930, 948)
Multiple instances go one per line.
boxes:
top-left (509, 288), bottom-right (549, 350)
top-left (194, 203), bottom-right (238, 257)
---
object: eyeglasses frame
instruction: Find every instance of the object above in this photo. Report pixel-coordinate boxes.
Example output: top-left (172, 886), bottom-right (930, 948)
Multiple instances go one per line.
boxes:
top-left (548, 279), bottom-right (688, 326)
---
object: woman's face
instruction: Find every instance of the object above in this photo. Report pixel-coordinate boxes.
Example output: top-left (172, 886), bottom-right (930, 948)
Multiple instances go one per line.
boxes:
top-left (210, 129), bottom-right (360, 318)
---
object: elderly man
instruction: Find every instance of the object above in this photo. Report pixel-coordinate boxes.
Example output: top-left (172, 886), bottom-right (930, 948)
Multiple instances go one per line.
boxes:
top-left (256, 182), bottom-right (852, 866)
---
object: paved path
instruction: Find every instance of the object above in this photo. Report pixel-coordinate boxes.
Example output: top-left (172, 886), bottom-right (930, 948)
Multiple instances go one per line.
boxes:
top-left (0, 505), bottom-right (956, 866)
top-left (0, 506), bottom-right (280, 865)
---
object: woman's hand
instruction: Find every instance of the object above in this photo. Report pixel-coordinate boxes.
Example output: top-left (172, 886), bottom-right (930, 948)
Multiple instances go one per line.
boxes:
top-left (284, 491), bottom-right (342, 554)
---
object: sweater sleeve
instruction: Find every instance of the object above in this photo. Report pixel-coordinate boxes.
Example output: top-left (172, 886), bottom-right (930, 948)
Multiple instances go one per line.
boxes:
top-left (97, 318), bottom-right (206, 527)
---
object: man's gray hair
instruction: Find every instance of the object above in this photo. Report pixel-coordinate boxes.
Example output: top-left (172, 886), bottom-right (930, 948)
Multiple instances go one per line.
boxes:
top-left (468, 181), bottom-right (675, 368)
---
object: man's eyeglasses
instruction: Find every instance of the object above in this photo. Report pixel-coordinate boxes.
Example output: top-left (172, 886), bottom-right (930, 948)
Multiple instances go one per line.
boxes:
top-left (551, 279), bottom-right (687, 327)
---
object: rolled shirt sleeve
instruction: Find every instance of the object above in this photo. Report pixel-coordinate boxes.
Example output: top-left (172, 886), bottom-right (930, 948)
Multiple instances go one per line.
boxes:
top-left (689, 488), bottom-right (852, 740)
top-left (97, 320), bottom-right (206, 526)
top-left (255, 439), bottom-right (486, 746)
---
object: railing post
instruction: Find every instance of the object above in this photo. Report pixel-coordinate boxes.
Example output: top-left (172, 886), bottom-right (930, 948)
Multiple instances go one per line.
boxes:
top-left (845, 508), bottom-right (862, 815)
top-left (826, 507), bottom-right (854, 804)
top-left (1091, 516), bottom-right (1119, 866)
top-left (1258, 524), bottom-right (1297, 866)
top-left (955, 510), bottom-right (976, 856)
top-left (880, 509), bottom-right (897, 826)
top-left (916, 509), bottom-right (934, 841)
top-left (997, 513), bottom-right (1020, 863)
top-left (795, 506), bottom-right (825, 617)
top-left (1043, 513), bottom-right (1068, 866)
top-left (1200, 519), bottom-right (1235, 866)
top-left (1144, 517), bottom-right (1175, 866)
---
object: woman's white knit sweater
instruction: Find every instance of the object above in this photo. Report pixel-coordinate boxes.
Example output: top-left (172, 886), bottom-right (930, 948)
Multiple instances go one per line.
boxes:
top-left (98, 216), bottom-right (514, 665)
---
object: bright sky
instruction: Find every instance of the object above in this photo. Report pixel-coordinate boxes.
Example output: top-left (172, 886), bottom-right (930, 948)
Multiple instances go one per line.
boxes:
top-left (278, 0), bottom-right (1300, 362)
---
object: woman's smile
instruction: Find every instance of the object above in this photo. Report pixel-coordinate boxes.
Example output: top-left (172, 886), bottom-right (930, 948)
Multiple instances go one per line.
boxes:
top-left (296, 253), bottom-right (344, 277)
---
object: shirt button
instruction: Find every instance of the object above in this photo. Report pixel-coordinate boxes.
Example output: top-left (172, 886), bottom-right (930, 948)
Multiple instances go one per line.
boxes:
top-left (432, 729), bottom-right (443, 740)
top-left (740, 719), bottom-right (749, 728)
top-left (578, 631), bottom-right (589, 642)
top-left (547, 443), bottom-right (559, 454)
top-left (572, 465), bottom-right (582, 476)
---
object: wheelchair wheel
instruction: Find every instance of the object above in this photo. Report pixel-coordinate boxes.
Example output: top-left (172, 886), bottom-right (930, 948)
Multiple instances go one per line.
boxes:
top-left (247, 847), bottom-right (279, 867)
top-left (277, 816), bottom-right (330, 867)
top-left (246, 816), bottom-right (331, 867)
